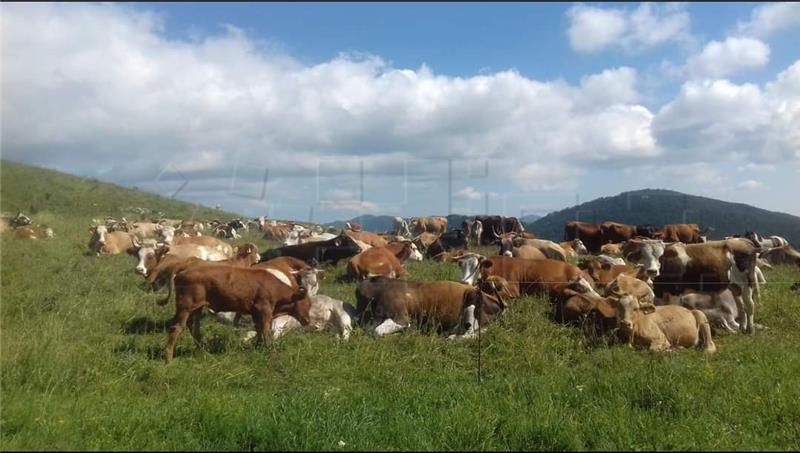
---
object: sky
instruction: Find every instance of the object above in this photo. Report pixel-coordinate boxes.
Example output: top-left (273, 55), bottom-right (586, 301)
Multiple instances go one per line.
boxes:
top-left (2, 2), bottom-right (799, 223)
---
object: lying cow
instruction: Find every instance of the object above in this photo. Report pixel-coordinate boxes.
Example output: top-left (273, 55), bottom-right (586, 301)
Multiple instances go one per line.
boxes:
top-left (354, 276), bottom-right (506, 338)
top-left (157, 264), bottom-right (312, 364)
top-left (13, 225), bottom-right (55, 239)
top-left (266, 294), bottom-right (356, 341)
top-left (88, 225), bottom-right (136, 256)
top-left (498, 235), bottom-right (567, 262)
top-left (660, 290), bottom-right (741, 334)
top-left (425, 230), bottom-right (468, 259)
top-left (346, 241), bottom-right (423, 280)
top-left (260, 234), bottom-right (362, 265)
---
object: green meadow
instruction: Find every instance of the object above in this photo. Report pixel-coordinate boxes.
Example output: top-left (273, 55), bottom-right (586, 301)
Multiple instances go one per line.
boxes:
top-left (2, 160), bottom-right (799, 450)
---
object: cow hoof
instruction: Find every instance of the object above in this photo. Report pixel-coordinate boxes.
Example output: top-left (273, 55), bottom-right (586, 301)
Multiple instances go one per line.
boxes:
top-left (754, 323), bottom-right (768, 330)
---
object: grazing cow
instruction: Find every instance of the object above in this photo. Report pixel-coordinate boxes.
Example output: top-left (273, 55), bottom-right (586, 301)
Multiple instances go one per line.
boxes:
top-left (268, 294), bottom-right (356, 340)
top-left (393, 217), bottom-right (411, 237)
top-left (426, 229), bottom-right (469, 259)
top-left (409, 216), bottom-right (448, 235)
top-left (157, 265), bottom-right (312, 364)
top-left (346, 241), bottom-right (423, 280)
top-left (354, 277), bottom-right (506, 337)
top-left (629, 238), bottom-right (764, 333)
top-left (458, 255), bottom-right (596, 300)
top-left (600, 243), bottom-right (624, 257)
top-left (743, 231), bottom-right (790, 249)
top-left (13, 225), bottom-right (54, 239)
top-left (611, 291), bottom-right (716, 354)
top-left (260, 233), bottom-right (362, 265)
top-left (759, 245), bottom-right (800, 267)
top-left (657, 223), bottom-right (710, 243)
top-left (345, 230), bottom-right (388, 248)
top-left (564, 221), bottom-right (603, 254)
top-left (88, 225), bottom-right (136, 256)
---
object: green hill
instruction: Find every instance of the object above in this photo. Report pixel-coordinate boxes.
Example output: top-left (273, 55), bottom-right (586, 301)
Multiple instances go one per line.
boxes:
top-left (0, 159), bottom-right (241, 232)
top-left (528, 189), bottom-right (800, 245)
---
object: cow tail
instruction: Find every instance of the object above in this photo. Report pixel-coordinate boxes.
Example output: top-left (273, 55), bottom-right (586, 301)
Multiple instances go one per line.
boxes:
top-left (692, 310), bottom-right (717, 354)
top-left (157, 272), bottom-right (176, 306)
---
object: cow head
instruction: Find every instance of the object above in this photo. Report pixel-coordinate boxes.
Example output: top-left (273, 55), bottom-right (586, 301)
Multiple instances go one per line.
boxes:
top-left (235, 243), bottom-right (261, 265)
top-left (498, 236), bottom-right (514, 257)
top-left (295, 269), bottom-right (323, 297)
top-left (572, 239), bottom-right (589, 255)
top-left (611, 293), bottom-right (655, 335)
top-left (459, 277), bottom-right (508, 337)
top-left (622, 239), bottom-right (664, 277)
top-left (457, 253), bottom-right (486, 285)
top-left (134, 239), bottom-right (168, 276)
top-left (90, 225), bottom-right (109, 244)
top-left (407, 242), bottom-right (423, 261)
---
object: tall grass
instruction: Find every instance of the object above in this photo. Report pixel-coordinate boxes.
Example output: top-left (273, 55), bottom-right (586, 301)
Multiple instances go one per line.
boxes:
top-left (2, 160), bottom-right (799, 450)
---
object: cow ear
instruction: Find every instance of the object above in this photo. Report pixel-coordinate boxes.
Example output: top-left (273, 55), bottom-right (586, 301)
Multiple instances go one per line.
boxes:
top-left (480, 260), bottom-right (493, 269)
top-left (602, 262), bottom-right (612, 270)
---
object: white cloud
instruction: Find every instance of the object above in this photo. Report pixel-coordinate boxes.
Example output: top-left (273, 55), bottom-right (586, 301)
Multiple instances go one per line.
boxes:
top-left (455, 186), bottom-right (483, 201)
top-left (513, 164), bottom-right (583, 192)
top-left (685, 37), bottom-right (770, 78)
top-left (567, 3), bottom-right (692, 54)
top-left (736, 2), bottom-right (800, 38)
top-left (735, 180), bottom-right (763, 190)
top-left (737, 163), bottom-right (776, 173)
top-left (577, 67), bottom-right (640, 110)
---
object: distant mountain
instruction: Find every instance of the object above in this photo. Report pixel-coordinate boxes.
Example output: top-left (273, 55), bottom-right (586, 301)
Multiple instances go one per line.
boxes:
top-left (520, 214), bottom-right (541, 223)
top-left (526, 189), bottom-right (800, 245)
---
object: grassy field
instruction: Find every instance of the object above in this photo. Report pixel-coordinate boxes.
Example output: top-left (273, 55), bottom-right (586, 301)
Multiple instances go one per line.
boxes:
top-left (2, 160), bottom-right (800, 450)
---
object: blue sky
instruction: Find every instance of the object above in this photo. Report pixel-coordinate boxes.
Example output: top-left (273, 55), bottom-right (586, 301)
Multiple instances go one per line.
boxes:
top-left (3, 2), bottom-right (800, 222)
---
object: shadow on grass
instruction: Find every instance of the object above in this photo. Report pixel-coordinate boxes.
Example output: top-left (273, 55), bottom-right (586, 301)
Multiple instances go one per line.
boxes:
top-left (124, 316), bottom-right (171, 334)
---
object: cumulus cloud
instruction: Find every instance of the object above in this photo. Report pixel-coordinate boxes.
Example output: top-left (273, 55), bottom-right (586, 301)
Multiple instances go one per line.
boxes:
top-left (567, 3), bottom-right (692, 53)
top-left (513, 164), bottom-right (583, 192)
top-left (685, 37), bottom-right (770, 78)
top-left (455, 186), bottom-right (483, 201)
top-left (735, 180), bottom-right (763, 190)
top-left (736, 2), bottom-right (800, 38)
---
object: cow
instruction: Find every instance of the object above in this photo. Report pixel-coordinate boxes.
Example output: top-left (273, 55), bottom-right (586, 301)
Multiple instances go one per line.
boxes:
top-left (472, 216), bottom-right (525, 245)
top-left (13, 225), bottom-right (54, 239)
top-left (499, 236), bottom-right (567, 261)
top-left (626, 238), bottom-right (764, 333)
top-left (660, 289), bottom-right (742, 334)
top-left (134, 240), bottom-right (242, 278)
top-left (600, 222), bottom-right (659, 244)
top-left (560, 239), bottom-right (589, 257)
top-left (457, 255), bottom-right (596, 301)
top-left (657, 223), bottom-right (710, 243)
top-left (157, 265), bottom-right (312, 364)
top-left (354, 276), bottom-right (506, 338)
top-left (600, 243), bottom-right (624, 257)
top-left (504, 245), bottom-right (547, 260)
top-left (580, 258), bottom-right (646, 287)
top-left (129, 222), bottom-right (164, 239)
top-left (412, 232), bottom-right (440, 253)
top-left (743, 231), bottom-right (790, 249)
top-left (345, 230), bottom-right (388, 248)
top-left (346, 241), bottom-right (423, 280)
top-left (266, 294), bottom-right (356, 341)
top-left (409, 216), bottom-right (448, 235)
top-left (262, 222), bottom-right (292, 241)
top-left (260, 233), bottom-right (362, 265)
top-left (393, 217), bottom-right (411, 237)
top-left (159, 229), bottom-right (233, 257)
top-left (88, 225), bottom-right (136, 256)
top-left (564, 221), bottom-right (603, 254)
top-left (759, 245), bottom-right (800, 267)
top-left (469, 220), bottom-right (484, 245)
top-left (610, 289), bottom-right (717, 354)
top-left (9, 212), bottom-right (32, 228)
top-left (620, 239), bottom-right (666, 278)
top-left (345, 222), bottom-right (362, 232)
top-left (425, 229), bottom-right (468, 259)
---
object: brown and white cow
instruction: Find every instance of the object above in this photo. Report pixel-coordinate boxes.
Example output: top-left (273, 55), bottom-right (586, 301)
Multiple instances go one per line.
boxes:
top-left (759, 245), bottom-right (800, 267)
top-left (157, 265), bottom-right (312, 363)
top-left (346, 241), bottom-right (423, 280)
top-left (13, 225), bottom-right (55, 240)
top-left (600, 242), bottom-right (624, 257)
top-left (656, 223), bottom-right (708, 243)
top-left (88, 225), bottom-right (137, 256)
top-left (458, 255), bottom-right (596, 300)
top-left (499, 236), bottom-right (567, 262)
top-left (625, 238), bottom-right (764, 333)
top-left (564, 221), bottom-right (604, 254)
top-left (560, 239), bottom-right (589, 257)
top-left (409, 216), bottom-right (448, 235)
top-left (354, 276), bottom-right (507, 338)
top-left (345, 229), bottom-right (389, 248)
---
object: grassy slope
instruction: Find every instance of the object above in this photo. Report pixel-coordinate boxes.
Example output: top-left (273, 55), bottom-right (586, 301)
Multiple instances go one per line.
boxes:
top-left (2, 160), bottom-right (800, 450)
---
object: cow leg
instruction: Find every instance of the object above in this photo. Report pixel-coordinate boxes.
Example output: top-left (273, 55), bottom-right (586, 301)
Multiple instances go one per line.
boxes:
top-left (741, 285), bottom-right (755, 334)
top-left (373, 318), bottom-right (407, 336)
top-left (253, 304), bottom-right (274, 347)
top-left (165, 309), bottom-right (191, 364)
top-left (189, 310), bottom-right (203, 348)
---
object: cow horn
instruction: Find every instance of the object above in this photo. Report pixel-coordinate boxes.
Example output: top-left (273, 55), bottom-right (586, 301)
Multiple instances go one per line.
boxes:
top-left (489, 281), bottom-right (507, 310)
top-left (492, 226), bottom-right (502, 238)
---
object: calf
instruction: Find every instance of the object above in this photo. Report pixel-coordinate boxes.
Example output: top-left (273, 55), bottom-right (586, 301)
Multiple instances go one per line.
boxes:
top-left (158, 265), bottom-right (312, 363)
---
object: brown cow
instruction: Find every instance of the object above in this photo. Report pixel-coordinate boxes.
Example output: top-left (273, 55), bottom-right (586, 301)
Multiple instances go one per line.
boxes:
top-left (354, 276), bottom-right (506, 337)
top-left (564, 221), bottom-right (603, 254)
top-left (88, 225), bottom-right (136, 256)
top-left (13, 225), bottom-right (54, 239)
top-left (158, 265), bottom-right (312, 363)
top-left (600, 243), bottom-right (624, 257)
top-left (581, 258), bottom-right (644, 287)
top-left (142, 243), bottom-right (260, 286)
top-left (346, 241), bottom-right (422, 280)
top-left (657, 223), bottom-right (708, 243)
top-left (409, 216), bottom-right (448, 235)
top-left (345, 230), bottom-right (389, 248)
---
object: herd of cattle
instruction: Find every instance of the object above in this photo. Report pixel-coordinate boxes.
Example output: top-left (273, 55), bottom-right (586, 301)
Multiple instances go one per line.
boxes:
top-left (8, 209), bottom-right (800, 363)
